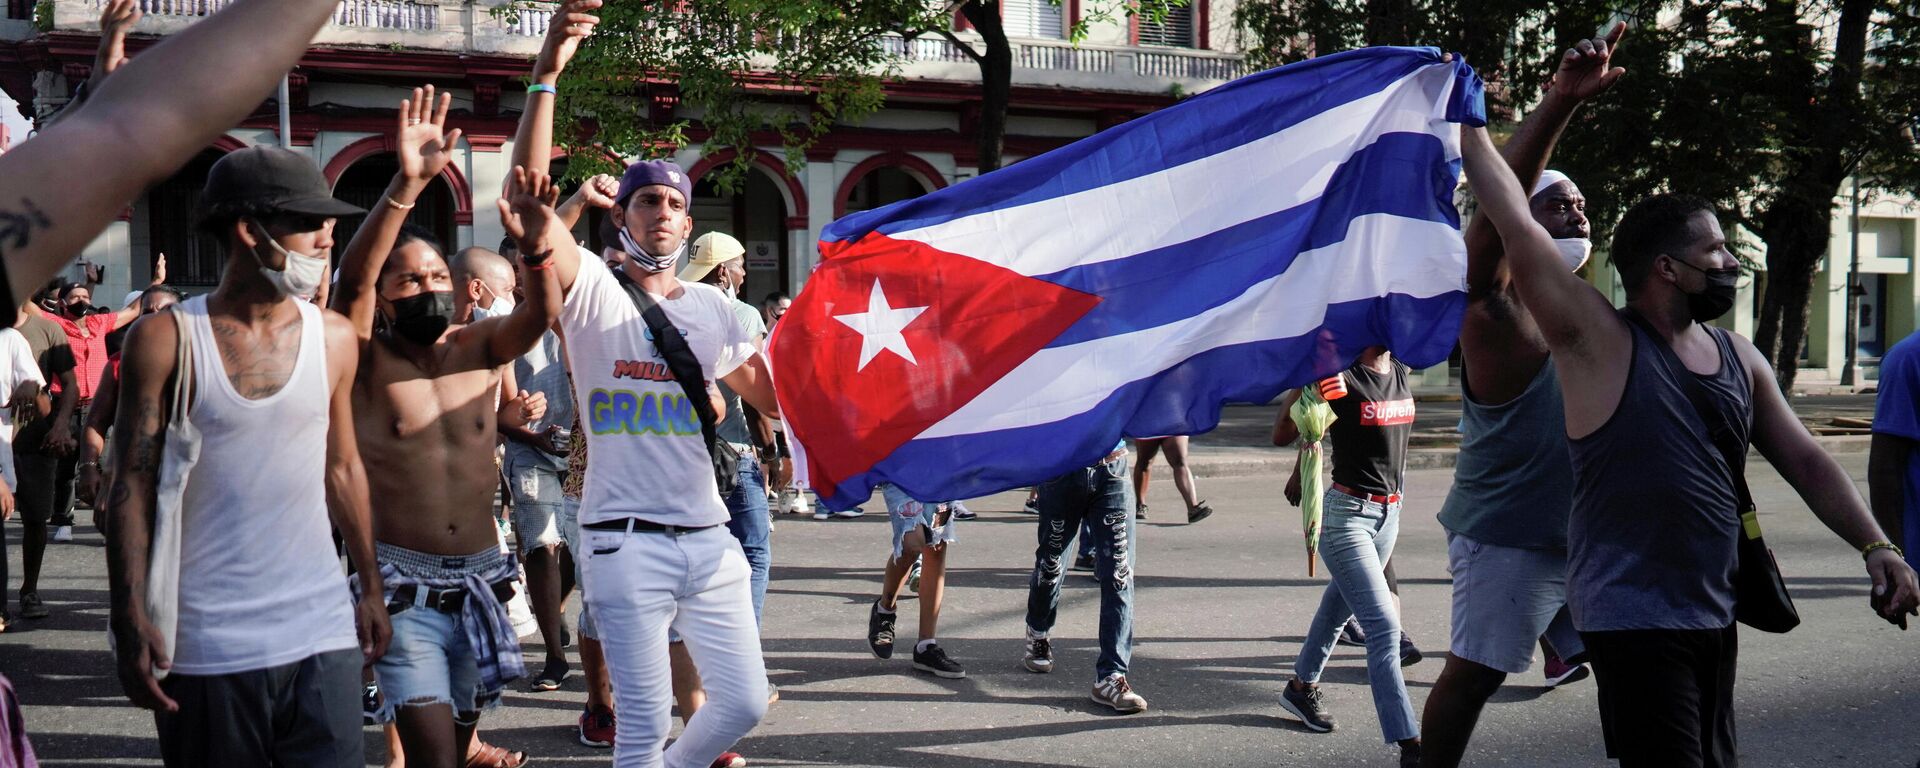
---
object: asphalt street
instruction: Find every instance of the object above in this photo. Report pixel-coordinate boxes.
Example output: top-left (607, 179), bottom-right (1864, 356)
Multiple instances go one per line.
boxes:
top-left (3, 452), bottom-right (1918, 767)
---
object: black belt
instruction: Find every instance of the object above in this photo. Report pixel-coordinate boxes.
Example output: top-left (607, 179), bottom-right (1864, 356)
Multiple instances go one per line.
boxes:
top-left (582, 517), bottom-right (721, 536)
top-left (388, 578), bottom-right (517, 615)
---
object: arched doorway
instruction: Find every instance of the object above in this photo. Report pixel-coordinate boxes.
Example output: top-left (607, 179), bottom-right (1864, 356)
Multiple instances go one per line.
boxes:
top-left (547, 154), bottom-right (614, 256)
top-left (146, 148), bottom-right (229, 288)
top-left (690, 166), bottom-right (791, 300)
top-left (329, 152), bottom-right (458, 261)
top-left (843, 167), bottom-right (932, 215)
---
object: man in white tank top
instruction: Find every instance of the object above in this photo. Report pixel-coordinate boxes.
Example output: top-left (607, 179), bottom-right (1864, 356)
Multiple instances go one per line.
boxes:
top-left (102, 145), bottom-right (389, 768)
top-left (506, 13), bottom-right (785, 763)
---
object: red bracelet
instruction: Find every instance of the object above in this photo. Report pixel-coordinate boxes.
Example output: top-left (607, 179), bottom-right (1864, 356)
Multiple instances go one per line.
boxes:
top-left (523, 258), bottom-right (554, 272)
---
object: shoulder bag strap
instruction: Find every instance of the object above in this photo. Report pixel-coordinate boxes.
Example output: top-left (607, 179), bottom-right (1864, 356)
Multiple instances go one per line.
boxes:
top-left (1620, 309), bottom-right (1754, 514)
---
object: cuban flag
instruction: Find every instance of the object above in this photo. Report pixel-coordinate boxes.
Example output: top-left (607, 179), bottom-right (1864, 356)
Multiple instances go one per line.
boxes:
top-left (769, 47), bottom-right (1485, 509)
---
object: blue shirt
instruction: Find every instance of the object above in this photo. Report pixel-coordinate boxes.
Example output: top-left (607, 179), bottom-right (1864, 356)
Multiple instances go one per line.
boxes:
top-left (1872, 332), bottom-right (1920, 574)
top-left (504, 329), bottom-right (575, 473)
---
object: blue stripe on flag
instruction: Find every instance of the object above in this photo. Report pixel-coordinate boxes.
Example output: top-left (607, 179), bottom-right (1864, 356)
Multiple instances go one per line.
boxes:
top-left (823, 47), bottom-right (1471, 245)
top-left (1036, 132), bottom-right (1461, 347)
top-left (817, 291), bottom-right (1467, 508)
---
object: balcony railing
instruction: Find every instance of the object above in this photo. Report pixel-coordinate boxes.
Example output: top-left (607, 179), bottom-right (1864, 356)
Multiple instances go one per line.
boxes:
top-left (1018, 39), bottom-right (1113, 74)
top-left (1135, 49), bottom-right (1245, 80)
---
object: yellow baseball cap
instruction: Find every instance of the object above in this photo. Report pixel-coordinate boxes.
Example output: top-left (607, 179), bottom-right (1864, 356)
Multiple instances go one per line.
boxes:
top-left (680, 232), bottom-right (746, 282)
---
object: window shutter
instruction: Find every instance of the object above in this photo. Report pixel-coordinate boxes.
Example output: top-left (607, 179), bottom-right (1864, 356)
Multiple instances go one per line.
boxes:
top-left (1136, 3), bottom-right (1195, 48)
top-left (1003, 0), bottom-right (1064, 39)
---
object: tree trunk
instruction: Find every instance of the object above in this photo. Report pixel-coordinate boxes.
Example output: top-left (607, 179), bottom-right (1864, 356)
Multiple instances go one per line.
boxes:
top-left (962, 1), bottom-right (1012, 173)
top-left (1751, 0), bottom-right (1874, 390)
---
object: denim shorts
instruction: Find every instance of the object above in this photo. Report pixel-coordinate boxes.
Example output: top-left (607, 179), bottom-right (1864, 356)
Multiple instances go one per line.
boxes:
top-left (880, 484), bottom-right (960, 560)
top-left (506, 459), bottom-right (569, 555)
top-left (1446, 532), bottom-right (1585, 674)
top-left (373, 597), bottom-right (486, 722)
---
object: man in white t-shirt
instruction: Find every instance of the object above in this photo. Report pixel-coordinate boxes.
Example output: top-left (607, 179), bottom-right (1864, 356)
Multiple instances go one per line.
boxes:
top-left (547, 158), bottom-right (781, 767)
top-left (0, 326), bottom-right (48, 522)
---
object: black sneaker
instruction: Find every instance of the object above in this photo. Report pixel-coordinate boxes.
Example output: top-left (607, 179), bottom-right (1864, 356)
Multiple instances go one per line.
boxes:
top-left (1337, 617), bottom-right (1367, 646)
top-left (1070, 553), bottom-right (1096, 572)
top-left (1134, 503), bottom-right (1147, 521)
top-left (951, 502), bottom-right (976, 521)
top-left (1399, 634), bottom-right (1424, 667)
top-left (530, 657), bottom-right (571, 692)
top-left (912, 643), bottom-right (966, 679)
top-left (1022, 495), bottom-right (1041, 515)
top-left (1186, 502), bottom-right (1214, 524)
top-left (1022, 636), bottom-right (1053, 673)
top-left (867, 600), bottom-right (896, 659)
top-left (1280, 681), bottom-right (1336, 733)
top-left (18, 592), bottom-right (46, 620)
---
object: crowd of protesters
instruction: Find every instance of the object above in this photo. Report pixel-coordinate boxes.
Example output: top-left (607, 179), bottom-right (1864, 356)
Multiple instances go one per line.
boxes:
top-left (0, 4), bottom-right (1916, 768)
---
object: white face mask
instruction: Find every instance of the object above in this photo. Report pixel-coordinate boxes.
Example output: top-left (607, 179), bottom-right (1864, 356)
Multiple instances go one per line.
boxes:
top-left (472, 294), bottom-right (515, 321)
top-left (1554, 237), bottom-right (1592, 273)
top-left (251, 223), bottom-right (328, 299)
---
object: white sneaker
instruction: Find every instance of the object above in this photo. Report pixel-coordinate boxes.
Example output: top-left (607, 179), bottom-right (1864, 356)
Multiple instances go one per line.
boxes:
top-left (1091, 673), bottom-right (1148, 714)
top-left (51, 526), bottom-right (72, 543)
top-left (832, 507), bottom-right (866, 519)
top-left (790, 492), bottom-right (812, 516)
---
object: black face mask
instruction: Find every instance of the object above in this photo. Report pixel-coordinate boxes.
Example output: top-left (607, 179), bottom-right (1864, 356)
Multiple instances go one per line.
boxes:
top-left (388, 291), bottom-right (454, 346)
top-left (63, 302), bottom-right (93, 318)
top-left (1669, 258), bottom-right (1740, 322)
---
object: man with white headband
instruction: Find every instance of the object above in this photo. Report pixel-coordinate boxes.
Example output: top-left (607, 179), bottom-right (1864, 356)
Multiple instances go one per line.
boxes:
top-left (1417, 32), bottom-right (1617, 768)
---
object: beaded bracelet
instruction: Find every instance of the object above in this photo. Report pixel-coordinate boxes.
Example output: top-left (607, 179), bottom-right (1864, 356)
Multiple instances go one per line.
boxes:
top-left (1863, 541), bottom-right (1905, 561)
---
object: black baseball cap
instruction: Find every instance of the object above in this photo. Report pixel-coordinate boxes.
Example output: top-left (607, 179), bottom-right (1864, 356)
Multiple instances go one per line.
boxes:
top-left (196, 145), bottom-right (367, 224)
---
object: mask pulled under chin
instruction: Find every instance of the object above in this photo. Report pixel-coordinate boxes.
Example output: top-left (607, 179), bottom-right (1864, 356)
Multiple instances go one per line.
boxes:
top-left (1553, 238), bottom-right (1592, 273)
top-left (389, 291), bottom-right (455, 345)
top-left (617, 227), bottom-right (685, 274)
top-left (253, 224), bottom-right (329, 299)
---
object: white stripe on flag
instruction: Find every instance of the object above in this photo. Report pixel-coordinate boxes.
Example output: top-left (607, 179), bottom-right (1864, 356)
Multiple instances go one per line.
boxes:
top-left (916, 213), bottom-right (1466, 439)
top-left (893, 64), bottom-right (1462, 279)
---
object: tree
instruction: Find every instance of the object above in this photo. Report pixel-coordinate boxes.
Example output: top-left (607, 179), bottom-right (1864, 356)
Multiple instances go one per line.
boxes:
top-left (1234, 0), bottom-right (1920, 387)
top-left (903, 0), bottom-right (1190, 173)
top-left (508, 0), bottom-right (933, 190)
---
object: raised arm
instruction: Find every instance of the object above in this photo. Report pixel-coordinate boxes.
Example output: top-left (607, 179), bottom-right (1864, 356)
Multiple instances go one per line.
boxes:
top-left (320, 311), bottom-right (390, 662)
top-left (482, 167), bottom-right (567, 367)
top-left (0, 0), bottom-right (346, 315)
top-left (556, 173), bottom-right (620, 231)
top-left (330, 87), bottom-right (462, 341)
top-left (511, 0), bottom-right (600, 295)
top-left (102, 312), bottom-right (180, 712)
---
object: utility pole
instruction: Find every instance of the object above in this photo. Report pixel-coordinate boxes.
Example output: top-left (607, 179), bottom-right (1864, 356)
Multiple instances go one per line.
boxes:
top-left (1841, 175), bottom-right (1861, 387)
top-left (278, 75), bottom-right (292, 149)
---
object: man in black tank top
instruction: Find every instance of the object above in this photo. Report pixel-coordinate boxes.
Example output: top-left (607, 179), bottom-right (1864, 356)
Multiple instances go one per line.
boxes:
top-left (1462, 67), bottom-right (1920, 768)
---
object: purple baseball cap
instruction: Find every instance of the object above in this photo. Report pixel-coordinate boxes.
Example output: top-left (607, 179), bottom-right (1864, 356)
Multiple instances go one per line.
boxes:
top-left (615, 159), bottom-right (694, 208)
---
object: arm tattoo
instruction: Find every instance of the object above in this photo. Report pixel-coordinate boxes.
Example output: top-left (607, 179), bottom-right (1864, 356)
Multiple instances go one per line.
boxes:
top-left (0, 197), bottom-right (51, 258)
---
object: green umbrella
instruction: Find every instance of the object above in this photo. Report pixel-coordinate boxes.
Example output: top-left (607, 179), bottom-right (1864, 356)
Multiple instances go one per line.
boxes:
top-left (1291, 387), bottom-right (1338, 577)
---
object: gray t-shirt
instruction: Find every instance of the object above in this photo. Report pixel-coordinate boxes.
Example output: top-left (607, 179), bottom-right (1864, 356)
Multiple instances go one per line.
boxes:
top-left (716, 298), bottom-right (767, 446)
top-left (504, 329), bottom-right (575, 473)
top-left (1437, 359), bottom-right (1574, 549)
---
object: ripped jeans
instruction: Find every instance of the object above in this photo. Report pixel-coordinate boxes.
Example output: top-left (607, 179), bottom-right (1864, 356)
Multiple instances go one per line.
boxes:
top-left (1026, 454), bottom-right (1135, 682)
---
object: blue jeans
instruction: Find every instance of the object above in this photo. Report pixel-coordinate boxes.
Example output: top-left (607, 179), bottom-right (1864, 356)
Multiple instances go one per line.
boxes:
top-left (1027, 455), bottom-right (1135, 682)
top-left (1294, 488), bottom-right (1418, 743)
top-left (723, 454), bottom-right (772, 629)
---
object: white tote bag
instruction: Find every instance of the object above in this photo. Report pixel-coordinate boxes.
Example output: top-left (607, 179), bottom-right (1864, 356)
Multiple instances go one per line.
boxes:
top-left (145, 307), bottom-right (201, 678)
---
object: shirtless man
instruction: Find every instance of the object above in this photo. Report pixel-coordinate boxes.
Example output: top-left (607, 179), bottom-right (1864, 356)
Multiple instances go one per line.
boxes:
top-left (329, 88), bottom-right (564, 768)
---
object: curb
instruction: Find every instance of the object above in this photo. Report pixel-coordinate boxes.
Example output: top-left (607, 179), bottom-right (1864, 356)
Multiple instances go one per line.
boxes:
top-left (1185, 435), bottom-right (1873, 479)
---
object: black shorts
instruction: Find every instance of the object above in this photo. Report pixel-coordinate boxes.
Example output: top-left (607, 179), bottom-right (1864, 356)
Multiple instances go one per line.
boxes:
top-left (154, 648), bottom-right (363, 768)
top-left (1583, 624), bottom-right (1739, 768)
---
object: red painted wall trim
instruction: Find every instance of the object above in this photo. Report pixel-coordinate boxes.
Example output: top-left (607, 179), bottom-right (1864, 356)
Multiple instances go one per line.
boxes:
top-left (322, 134), bottom-right (474, 224)
top-left (686, 147), bottom-right (810, 219)
top-left (833, 151), bottom-right (949, 218)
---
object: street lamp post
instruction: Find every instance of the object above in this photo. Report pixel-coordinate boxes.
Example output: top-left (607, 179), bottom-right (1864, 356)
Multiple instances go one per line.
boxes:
top-left (1841, 175), bottom-right (1862, 387)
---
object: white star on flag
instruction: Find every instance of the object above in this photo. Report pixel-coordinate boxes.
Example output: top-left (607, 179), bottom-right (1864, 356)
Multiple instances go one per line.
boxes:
top-left (834, 279), bottom-right (928, 371)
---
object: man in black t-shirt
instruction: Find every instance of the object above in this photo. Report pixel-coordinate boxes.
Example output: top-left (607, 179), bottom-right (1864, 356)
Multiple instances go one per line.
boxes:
top-left (4, 306), bottom-right (78, 629)
top-left (1275, 349), bottom-right (1424, 766)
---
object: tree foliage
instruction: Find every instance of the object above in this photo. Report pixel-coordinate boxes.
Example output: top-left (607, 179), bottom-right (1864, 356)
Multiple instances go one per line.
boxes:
top-left (1235, 0), bottom-right (1920, 386)
top-left (504, 0), bottom-right (939, 191)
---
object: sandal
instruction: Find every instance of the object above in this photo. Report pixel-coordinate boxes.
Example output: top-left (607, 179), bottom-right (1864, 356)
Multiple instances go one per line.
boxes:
top-left (466, 741), bottom-right (529, 768)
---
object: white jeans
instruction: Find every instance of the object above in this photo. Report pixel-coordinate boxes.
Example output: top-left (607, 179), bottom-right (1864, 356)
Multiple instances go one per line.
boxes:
top-left (581, 524), bottom-right (768, 768)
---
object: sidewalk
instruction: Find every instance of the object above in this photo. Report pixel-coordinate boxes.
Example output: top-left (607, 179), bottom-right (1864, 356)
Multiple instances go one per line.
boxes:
top-left (1181, 393), bottom-right (1880, 479)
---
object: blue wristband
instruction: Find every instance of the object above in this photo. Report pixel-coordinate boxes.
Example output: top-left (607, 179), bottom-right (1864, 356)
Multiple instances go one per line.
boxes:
top-left (527, 83), bottom-right (557, 96)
